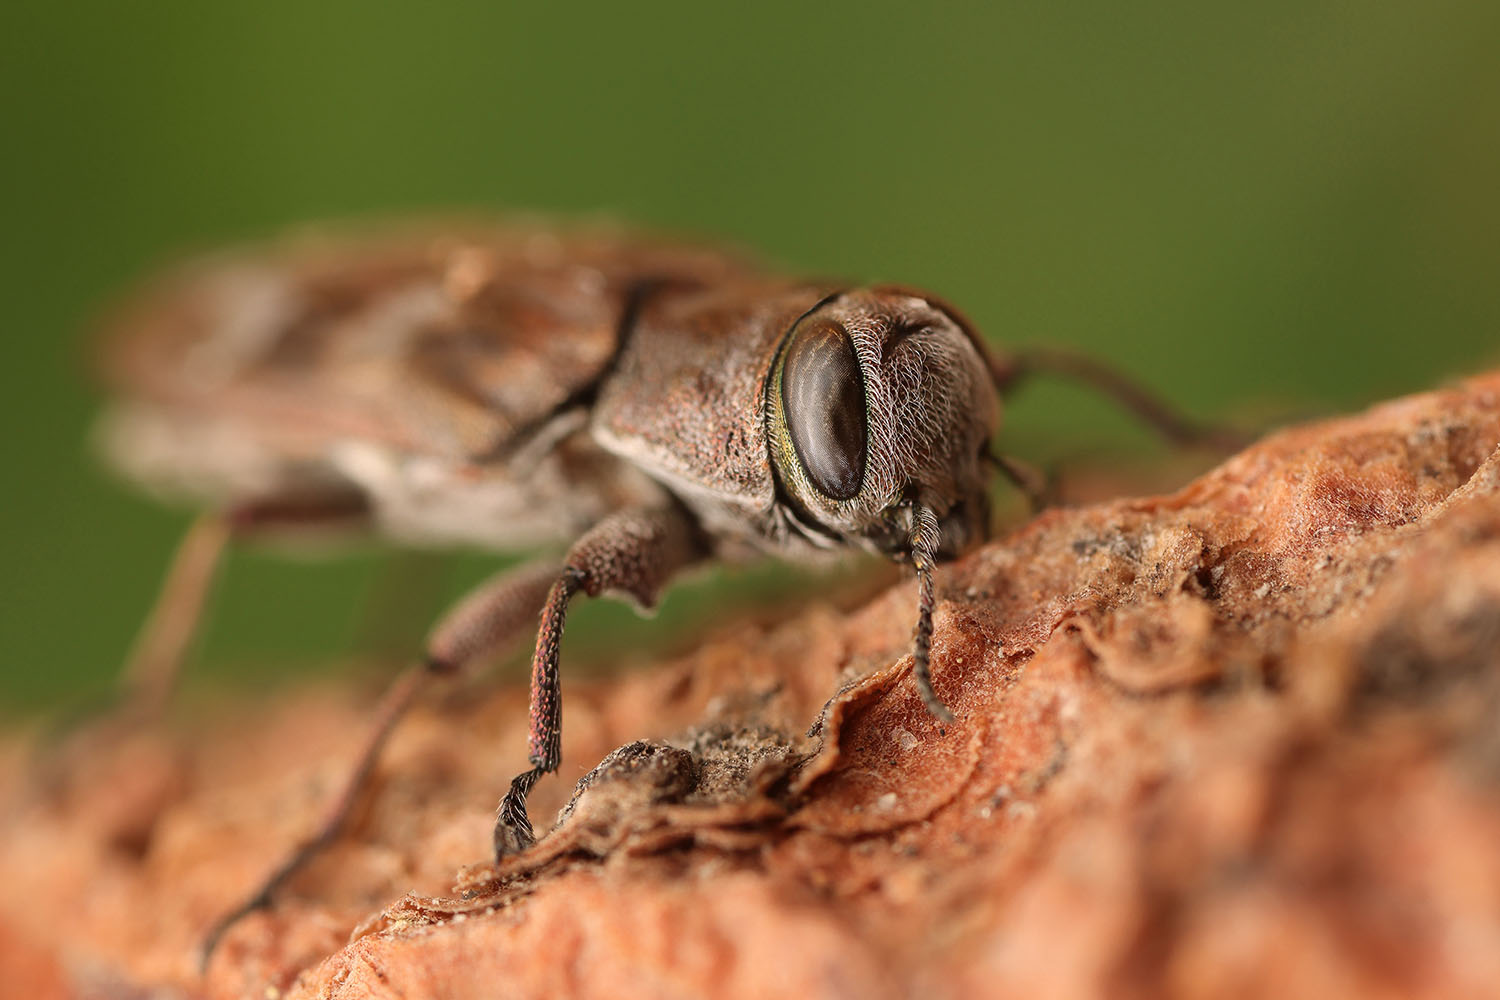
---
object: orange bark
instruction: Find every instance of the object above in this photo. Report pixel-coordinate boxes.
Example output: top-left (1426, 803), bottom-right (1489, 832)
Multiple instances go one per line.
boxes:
top-left (6, 374), bottom-right (1500, 999)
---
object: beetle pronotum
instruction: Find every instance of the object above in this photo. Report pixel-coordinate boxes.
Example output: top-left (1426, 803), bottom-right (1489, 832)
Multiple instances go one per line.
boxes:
top-left (90, 222), bottom-right (1228, 961)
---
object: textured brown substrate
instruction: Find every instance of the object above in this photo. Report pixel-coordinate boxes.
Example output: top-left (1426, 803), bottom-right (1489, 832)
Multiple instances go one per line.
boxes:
top-left (5, 374), bottom-right (1500, 999)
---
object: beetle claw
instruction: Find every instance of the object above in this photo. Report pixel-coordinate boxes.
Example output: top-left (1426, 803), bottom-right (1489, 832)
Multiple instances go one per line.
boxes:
top-left (494, 768), bottom-right (541, 859)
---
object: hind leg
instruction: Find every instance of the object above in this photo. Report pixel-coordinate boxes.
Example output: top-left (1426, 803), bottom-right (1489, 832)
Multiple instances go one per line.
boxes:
top-left (198, 557), bottom-right (560, 970)
top-left (35, 491), bottom-right (370, 788)
top-left (123, 487), bottom-right (373, 720)
top-left (116, 514), bottom-right (235, 719)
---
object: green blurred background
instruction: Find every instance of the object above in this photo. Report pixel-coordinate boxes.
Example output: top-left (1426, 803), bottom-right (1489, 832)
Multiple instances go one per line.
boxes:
top-left (4, 2), bottom-right (1498, 715)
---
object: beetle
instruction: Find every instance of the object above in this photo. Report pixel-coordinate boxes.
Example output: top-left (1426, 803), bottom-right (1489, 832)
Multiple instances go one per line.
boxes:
top-left (91, 220), bottom-right (1225, 960)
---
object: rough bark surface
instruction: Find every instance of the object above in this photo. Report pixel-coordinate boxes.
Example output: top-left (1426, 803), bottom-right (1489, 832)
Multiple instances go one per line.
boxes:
top-left (5, 374), bottom-right (1500, 999)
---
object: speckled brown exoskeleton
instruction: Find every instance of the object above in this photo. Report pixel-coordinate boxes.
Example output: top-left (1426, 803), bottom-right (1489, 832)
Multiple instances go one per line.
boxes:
top-left (91, 221), bottom-right (1227, 962)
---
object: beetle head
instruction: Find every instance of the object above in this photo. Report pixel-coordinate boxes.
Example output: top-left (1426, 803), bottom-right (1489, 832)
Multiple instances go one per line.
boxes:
top-left (765, 288), bottom-right (999, 565)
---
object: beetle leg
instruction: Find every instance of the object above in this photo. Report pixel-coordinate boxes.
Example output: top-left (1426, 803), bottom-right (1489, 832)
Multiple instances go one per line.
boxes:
top-left (987, 450), bottom-right (1054, 512)
top-left (199, 558), bottom-right (559, 971)
top-left (349, 549), bottom-right (450, 663)
top-left (122, 488), bottom-right (372, 720)
top-left (990, 346), bottom-right (1251, 452)
top-left (117, 513), bottom-right (234, 720)
top-left (33, 491), bottom-right (371, 786)
top-left (495, 504), bottom-right (706, 858)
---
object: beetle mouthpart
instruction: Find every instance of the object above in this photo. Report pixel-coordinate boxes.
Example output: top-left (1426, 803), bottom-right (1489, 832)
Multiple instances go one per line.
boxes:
top-left (909, 504), bottom-right (954, 722)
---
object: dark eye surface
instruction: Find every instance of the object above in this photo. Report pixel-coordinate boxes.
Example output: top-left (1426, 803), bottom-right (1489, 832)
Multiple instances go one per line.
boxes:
top-left (780, 317), bottom-right (867, 500)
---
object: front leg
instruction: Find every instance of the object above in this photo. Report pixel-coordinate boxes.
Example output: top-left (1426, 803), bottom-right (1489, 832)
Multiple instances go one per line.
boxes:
top-left (495, 503), bottom-right (706, 858)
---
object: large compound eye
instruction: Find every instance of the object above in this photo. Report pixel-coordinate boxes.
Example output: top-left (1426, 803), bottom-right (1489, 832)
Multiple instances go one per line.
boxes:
top-left (780, 316), bottom-right (867, 500)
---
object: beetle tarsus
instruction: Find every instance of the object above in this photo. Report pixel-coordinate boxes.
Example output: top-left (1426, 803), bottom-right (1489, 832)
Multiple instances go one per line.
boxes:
top-left (495, 768), bottom-right (542, 856)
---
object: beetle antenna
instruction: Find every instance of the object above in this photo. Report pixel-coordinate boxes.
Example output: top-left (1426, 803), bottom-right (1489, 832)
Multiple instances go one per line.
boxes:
top-left (909, 503), bottom-right (954, 722)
